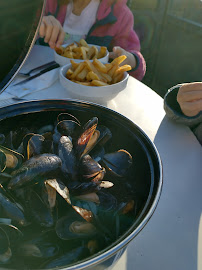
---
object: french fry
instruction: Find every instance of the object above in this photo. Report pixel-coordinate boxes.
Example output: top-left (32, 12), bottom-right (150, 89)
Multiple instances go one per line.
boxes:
top-left (97, 46), bottom-right (107, 59)
top-left (114, 65), bottom-right (131, 75)
top-left (76, 67), bottom-right (89, 81)
top-left (66, 68), bottom-right (74, 79)
top-left (70, 62), bottom-right (85, 80)
top-left (108, 64), bottom-right (119, 78)
top-left (63, 51), bottom-right (74, 58)
top-left (70, 60), bottom-right (79, 71)
top-left (93, 59), bottom-right (108, 73)
top-left (87, 46), bottom-right (96, 60)
top-left (112, 72), bottom-right (124, 84)
top-left (91, 80), bottom-right (109, 86)
top-left (111, 55), bottom-right (127, 66)
top-left (79, 39), bottom-right (89, 48)
top-left (87, 71), bottom-right (100, 81)
top-left (101, 73), bottom-right (112, 83)
top-left (55, 46), bottom-right (64, 55)
top-left (105, 63), bottom-right (113, 72)
top-left (84, 60), bottom-right (107, 82)
top-left (80, 47), bottom-right (87, 60)
top-left (92, 46), bottom-right (99, 59)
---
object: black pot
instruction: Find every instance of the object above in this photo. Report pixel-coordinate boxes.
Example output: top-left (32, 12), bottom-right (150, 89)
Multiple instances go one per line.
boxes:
top-left (0, 99), bottom-right (162, 270)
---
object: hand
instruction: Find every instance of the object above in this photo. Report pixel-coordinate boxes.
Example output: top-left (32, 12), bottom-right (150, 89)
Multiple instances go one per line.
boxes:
top-left (177, 82), bottom-right (202, 117)
top-left (39, 16), bottom-right (65, 49)
top-left (109, 46), bottom-right (136, 69)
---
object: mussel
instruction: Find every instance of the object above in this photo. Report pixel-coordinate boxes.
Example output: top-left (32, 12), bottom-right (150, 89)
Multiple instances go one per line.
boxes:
top-left (8, 154), bottom-right (62, 189)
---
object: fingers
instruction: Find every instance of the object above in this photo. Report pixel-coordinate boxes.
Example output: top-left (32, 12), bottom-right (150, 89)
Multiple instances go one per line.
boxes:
top-left (177, 82), bottom-right (202, 116)
top-left (179, 82), bottom-right (202, 92)
top-left (109, 47), bottom-right (124, 59)
top-left (109, 46), bottom-right (136, 68)
top-left (39, 16), bottom-right (65, 48)
top-left (56, 28), bottom-right (65, 48)
top-left (178, 99), bottom-right (202, 117)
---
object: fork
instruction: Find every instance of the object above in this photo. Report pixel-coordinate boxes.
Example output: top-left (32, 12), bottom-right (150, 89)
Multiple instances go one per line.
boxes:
top-left (18, 61), bottom-right (57, 76)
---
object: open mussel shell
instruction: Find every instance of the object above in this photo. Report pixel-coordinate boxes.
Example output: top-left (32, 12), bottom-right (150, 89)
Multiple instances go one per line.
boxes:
top-left (26, 134), bottom-right (45, 159)
top-left (80, 154), bottom-right (105, 182)
top-left (45, 178), bottom-right (71, 205)
top-left (102, 149), bottom-right (133, 177)
top-left (56, 214), bottom-right (97, 241)
top-left (57, 112), bottom-right (81, 126)
top-left (76, 117), bottom-right (98, 159)
top-left (0, 145), bottom-right (24, 173)
top-left (18, 230), bottom-right (60, 259)
top-left (0, 223), bottom-right (23, 247)
top-left (0, 227), bottom-right (12, 264)
top-left (56, 120), bottom-right (81, 140)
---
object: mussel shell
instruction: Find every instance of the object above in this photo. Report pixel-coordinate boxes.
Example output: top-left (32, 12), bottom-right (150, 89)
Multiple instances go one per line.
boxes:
top-left (0, 223), bottom-right (23, 247)
top-left (0, 172), bottom-right (12, 183)
top-left (26, 134), bottom-right (45, 159)
top-left (76, 117), bottom-right (98, 159)
top-left (0, 134), bottom-right (5, 145)
top-left (56, 215), bottom-right (97, 240)
top-left (102, 149), bottom-right (133, 177)
top-left (42, 246), bottom-right (89, 269)
top-left (8, 154), bottom-right (62, 189)
top-left (38, 124), bottom-right (54, 135)
top-left (18, 230), bottom-right (59, 259)
top-left (0, 227), bottom-right (9, 255)
top-left (0, 146), bottom-right (24, 172)
top-left (0, 150), bottom-right (6, 172)
top-left (67, 181), bottom-right (101, 196)
top-left (0, 188), bottom-right (27, 226)
top-left (79, 154), bottom-right (105, 182)
top-left (56, 120), bottom-right (81, 140)
top-left (95, 125), bottom-right (112, 148)
top-left (57, 112), bottom-right (81, 126)
top-left (27, 190), bottom-right (54, 228)
top-left (58, 136), bottom-right (78, 181)
top-left (45, 178), bottom-right (71, 205)
top-left (97, 191), bottom-right (117, 212)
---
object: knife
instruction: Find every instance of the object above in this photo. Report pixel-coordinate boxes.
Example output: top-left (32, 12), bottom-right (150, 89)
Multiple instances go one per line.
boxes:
top-left (13, 63), bottom-right (60, 86)
top-left (18, 61), bottom-right (57, 76)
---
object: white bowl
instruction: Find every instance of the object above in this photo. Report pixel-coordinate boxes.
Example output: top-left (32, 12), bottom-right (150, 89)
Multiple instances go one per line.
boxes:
top-left (54, 44), bottom-right (109, 66)
top-left (59, 63), bottom-right (129, 103)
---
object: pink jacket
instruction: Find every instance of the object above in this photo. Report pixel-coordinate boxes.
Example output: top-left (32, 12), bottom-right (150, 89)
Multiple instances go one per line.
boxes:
top-left (45, 0), bottom-right (146, 80)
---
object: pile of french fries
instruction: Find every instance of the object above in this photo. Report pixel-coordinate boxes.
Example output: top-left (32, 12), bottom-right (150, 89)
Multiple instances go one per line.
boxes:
top-left (55, 39), bottom-right (107, 60)
top-left (65, 55), bottom-right (132, 86)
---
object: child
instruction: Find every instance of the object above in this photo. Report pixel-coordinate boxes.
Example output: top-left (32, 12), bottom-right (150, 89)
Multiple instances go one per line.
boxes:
top-left (164, 82), bottom-right (202, 145)
top-left (39, 0), bottom-right (146, 80)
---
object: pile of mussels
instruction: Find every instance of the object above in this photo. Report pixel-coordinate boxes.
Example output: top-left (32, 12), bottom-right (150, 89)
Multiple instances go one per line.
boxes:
top-left (0, 113), bottom-right (135, 269)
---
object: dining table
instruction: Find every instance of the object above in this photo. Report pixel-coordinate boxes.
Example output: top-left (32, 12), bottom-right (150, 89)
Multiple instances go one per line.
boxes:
top-left (0, 45), bottom-right (201, 270)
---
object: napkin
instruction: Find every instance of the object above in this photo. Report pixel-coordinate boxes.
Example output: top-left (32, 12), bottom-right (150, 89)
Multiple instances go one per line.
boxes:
top-left (5, 67), bottom-right (60, 98)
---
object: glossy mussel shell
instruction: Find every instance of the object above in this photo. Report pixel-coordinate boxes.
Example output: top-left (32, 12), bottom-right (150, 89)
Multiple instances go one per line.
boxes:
top-left (0, 145), bottom-right (24, 173)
